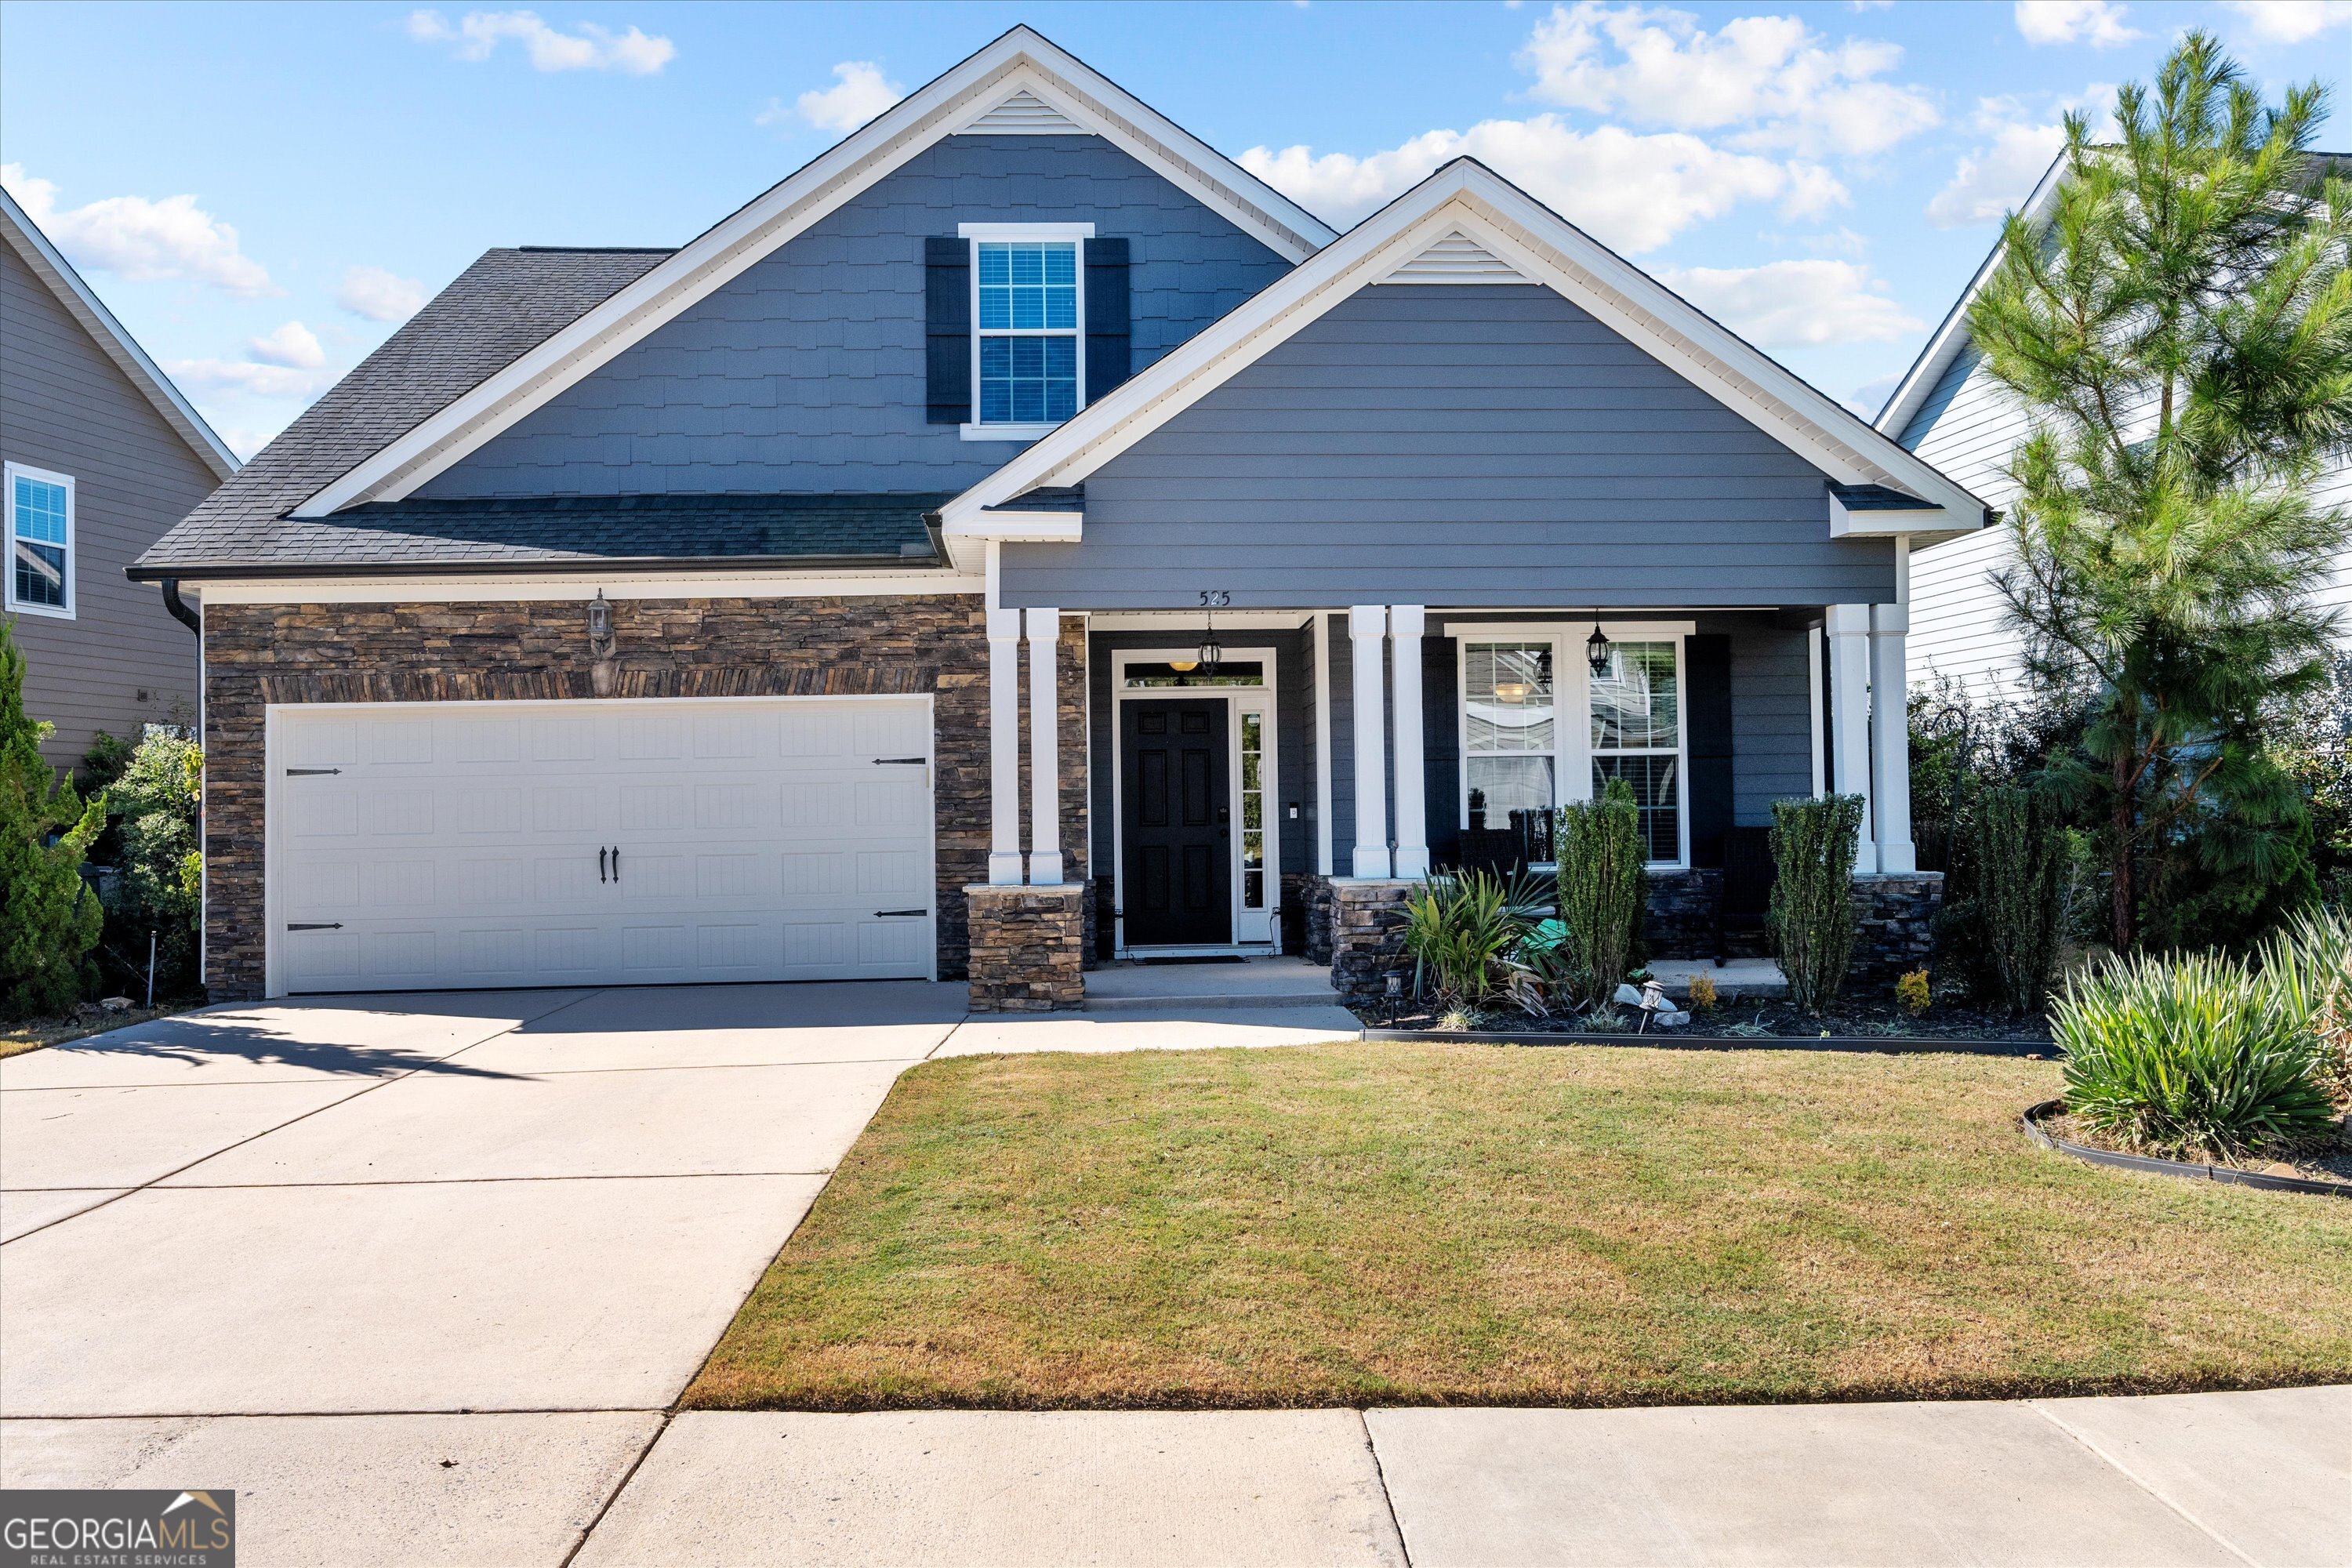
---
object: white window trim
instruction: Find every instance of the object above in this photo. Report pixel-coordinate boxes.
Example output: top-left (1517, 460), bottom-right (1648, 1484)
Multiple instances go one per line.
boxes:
top-left (960, 222), bottom-right (1092, 442)
top-left (1449, 619), bottom-right (1693, 869)
top-left (4, 461), bottom-right (75, 620)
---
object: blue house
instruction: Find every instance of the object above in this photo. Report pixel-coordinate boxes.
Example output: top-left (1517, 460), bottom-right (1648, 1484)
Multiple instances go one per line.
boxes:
top-left (136, 27), bottom-right (1984, 1006)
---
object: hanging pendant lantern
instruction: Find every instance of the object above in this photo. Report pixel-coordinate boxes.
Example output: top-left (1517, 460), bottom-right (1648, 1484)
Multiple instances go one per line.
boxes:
top-left (1585, 611), bottom-right (1611, 677)
top-left (1196, 608), bottom-right (1224, 676)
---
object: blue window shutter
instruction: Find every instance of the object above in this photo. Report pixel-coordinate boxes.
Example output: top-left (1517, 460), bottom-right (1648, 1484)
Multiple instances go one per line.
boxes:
top-left (1084, 238), bottom-right (1131, 399)
top-left (925, 238), bottom-right (970, 425)
top-left (1685, 634), bottom-right (1734, 869)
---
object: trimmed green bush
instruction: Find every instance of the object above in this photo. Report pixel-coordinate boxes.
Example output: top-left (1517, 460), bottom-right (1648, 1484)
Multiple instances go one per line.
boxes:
top-left (93, 728), bottom-right (204, 1000)
top-left (2055, 951), bottom-right (2336, 1158)
top-left (1767, 793), bottom-right (1864, 1015)
top-left (0, 622), bottom-right (104, 1018)
top-left (1968, 786), bottom-right (2069, 1017)
top-left (1551, 777), bottom-right (1646, 1011)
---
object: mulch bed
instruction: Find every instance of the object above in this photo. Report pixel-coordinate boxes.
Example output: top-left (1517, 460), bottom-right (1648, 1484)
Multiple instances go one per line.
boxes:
top-left (1356, 994), bottom-right (2053, 1046)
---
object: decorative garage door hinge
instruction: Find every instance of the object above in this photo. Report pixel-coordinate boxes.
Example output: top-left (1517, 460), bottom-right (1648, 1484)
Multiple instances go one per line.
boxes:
top-left (874, 909), bottom-right (929, 918)
top-left (285, 922), bottom-right (343, 931)
top-left (872, 757), bottom-right (926, 765)
top-left (285, 767), bottom-right (341, 776)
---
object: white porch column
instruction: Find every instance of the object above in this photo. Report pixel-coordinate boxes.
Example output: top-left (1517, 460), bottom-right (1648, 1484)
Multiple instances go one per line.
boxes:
top-left (986, 606), bottom-right (1025, 885)
top-left (1871, 603), bottom-right (1915, 873)
top-left (1388, 605), bottom-right (1428, 879)
top-left (1025, 608), bottom-right (1065, 884)
top-left (1825, 603), bottom-right (1878, 873)
top-left (1348, 604), bottom-right (1391, 878)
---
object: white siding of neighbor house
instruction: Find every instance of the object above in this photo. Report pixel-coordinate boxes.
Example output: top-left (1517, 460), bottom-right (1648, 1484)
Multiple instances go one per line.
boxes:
top-left (1900, 344), bottom-right (2352, 699)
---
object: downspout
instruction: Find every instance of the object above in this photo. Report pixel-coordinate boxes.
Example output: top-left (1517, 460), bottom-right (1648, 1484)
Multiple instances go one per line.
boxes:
top-left (161, 578), bottom-right (200, 635)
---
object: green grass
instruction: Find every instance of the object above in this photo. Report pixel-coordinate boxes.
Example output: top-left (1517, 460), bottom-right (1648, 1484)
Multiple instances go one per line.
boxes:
top-left (688, 1041), bottom-right (2352, 1411)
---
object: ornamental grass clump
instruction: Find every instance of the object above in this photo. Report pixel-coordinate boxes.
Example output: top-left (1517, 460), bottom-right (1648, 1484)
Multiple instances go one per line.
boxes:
top-left (1400, 869), bottom-right (1548, 1006)
top-left (1767, 793), bottom-right (1864, 1015)
top-left (2259, 907), bottom-right (2352, 1112)
top-left (2055, 950), bottom-right (2337, 1160)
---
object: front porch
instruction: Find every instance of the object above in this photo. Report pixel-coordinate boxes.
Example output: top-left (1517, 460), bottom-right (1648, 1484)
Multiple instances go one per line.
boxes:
top-left (962, 601), bottom-right (1937, 1011)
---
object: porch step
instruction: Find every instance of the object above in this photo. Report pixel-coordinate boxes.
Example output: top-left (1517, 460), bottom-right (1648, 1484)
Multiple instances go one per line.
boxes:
top-left (1082, 956), bottom-right (1342, 1013)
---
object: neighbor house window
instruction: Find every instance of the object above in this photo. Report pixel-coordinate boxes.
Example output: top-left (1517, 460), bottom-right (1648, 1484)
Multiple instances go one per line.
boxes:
top-left (960, 223), bottom-right (1091, 438)
top-left (5, 463), bottom-right (74, 618)
top-left (1459, 629), bottom-right (1687, 866)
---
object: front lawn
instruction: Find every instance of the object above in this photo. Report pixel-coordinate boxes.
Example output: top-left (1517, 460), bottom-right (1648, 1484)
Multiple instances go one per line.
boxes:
top-left (688, 1041), bottom-right (2352, 1410)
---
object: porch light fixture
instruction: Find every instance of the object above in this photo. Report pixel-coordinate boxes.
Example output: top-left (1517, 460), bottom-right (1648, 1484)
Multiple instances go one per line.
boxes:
top-left (1585, 612), bottom-right (1612, 678)
top-left (1194, 608), bottom-right (1224, 676)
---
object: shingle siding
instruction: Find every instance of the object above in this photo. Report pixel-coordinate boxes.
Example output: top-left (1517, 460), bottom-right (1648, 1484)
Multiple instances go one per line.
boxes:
top-left (420, 136), bottom-right (1292, 500)
top-left (1000, 285), bottom-right (1894, 610)
top-left (1, 241), bottom-right (216, 767)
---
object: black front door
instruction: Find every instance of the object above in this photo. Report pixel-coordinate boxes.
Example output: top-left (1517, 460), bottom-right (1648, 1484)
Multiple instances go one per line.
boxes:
top-left (1120, 699), bottom-right (1231, 946)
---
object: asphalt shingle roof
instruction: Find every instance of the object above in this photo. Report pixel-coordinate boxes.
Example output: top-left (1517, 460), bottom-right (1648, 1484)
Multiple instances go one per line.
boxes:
top-left (132, 247), bottom-right (677, 575)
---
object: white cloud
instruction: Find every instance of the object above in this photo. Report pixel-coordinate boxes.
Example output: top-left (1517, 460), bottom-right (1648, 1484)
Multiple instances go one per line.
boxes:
top-left (1845, 370), bottom-right (1903, 419)
top-left (1925, 100), bottom-right (2069, 227)
top-left (2216, 0), bottom-right (2352, 42)
top-left (792, 61), bottom-right (902, 133)
top-left (162, 358), bottom-right (334, 401)
top-left (2, 162), bottom-right (278, 298)
top-left (2013, 1), bottom-right (2140, 47)
top-left (246, 321), bottom-right (325, 369)
top-left (336, 265), bottom-right (427, 322)
top-left (1241, 119), bottom-right (1840, 250)
top-left (1657, 260), bottom-right (1921, 347)
top-left (405, 9), bottom-right (674, 74)
top-left (1515, 2), bottom-right (1938, 159)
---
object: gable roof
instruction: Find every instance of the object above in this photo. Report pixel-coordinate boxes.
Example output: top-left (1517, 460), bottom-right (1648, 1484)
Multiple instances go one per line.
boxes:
top-left (286, 26), bottom-right (1336, 524)
top-left (941, 158), bottom-right (1987, 546)
top-left (0, 186), bottom-right (240, 482)
top-left (132, 247), bottom-right (669, 576)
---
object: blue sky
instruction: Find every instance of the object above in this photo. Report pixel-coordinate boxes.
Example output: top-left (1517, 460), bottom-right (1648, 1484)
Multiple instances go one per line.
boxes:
top-left (2, 0), bottom-right (2343, 458)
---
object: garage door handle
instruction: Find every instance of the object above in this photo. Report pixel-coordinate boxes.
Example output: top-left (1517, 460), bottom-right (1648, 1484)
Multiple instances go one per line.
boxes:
top-left (287, 922), bottom-right (343, 931)
top-left (874, 908), bottom-right (928, 918)
top-left (611, 846), bottom-right (619, 882)
top-left (872, 757), bottom-right (926, 766)
top-left (599, 847), bottom-right (608, 884)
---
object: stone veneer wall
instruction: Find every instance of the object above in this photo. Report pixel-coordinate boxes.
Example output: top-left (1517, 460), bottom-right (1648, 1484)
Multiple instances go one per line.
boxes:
top-left (1848, 872), bottom-right (1942, 985)
top-left (1327, 878), bottom-right (1415, 1000)
top-left (198, 594), bottom-right (1087, 1000)
top-left (1302, 873), bottom-right (1335, 965)
top-left (965, 884), bottom-right (1085, 1011)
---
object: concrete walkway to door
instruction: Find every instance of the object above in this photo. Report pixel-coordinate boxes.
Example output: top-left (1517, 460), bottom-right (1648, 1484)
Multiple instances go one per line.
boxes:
top-left (5, 985), bottom-right (2343, 1566)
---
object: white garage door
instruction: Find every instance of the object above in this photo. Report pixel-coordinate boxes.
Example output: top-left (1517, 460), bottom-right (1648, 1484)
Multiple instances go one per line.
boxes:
top-left (268, 697), bottom-right (935, 994)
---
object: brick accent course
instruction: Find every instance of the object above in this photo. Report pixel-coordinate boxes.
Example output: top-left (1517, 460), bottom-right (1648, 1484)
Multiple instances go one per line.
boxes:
top-left (199, 593), bottom-right (1044, 1000)
top-left (965, 884), bottom-right (1085, 1011)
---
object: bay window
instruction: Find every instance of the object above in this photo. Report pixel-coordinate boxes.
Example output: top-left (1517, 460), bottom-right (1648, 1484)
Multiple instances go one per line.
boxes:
top-left (1455, 623), bottom-right (1690, 866)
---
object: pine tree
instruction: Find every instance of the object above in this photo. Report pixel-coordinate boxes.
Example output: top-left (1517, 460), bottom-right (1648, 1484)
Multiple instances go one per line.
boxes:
top-left (0, 621), bottom-right (105, 1018)
top-left (1972, 32), bottom-right (2352, 951)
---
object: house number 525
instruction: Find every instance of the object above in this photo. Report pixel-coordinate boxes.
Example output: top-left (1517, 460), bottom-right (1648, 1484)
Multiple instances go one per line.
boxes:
top-left (1198, 590), bottom-right (1230, 608)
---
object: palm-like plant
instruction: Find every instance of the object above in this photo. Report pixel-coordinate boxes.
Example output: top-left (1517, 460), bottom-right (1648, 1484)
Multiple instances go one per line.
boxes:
top-left (1400, 869), bottom-right (1548, 1007)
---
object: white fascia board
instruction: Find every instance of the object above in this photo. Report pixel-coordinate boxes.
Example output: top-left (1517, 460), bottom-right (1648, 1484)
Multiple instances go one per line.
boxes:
top-left (946, 510), bottom-right (1083, 542)
top-left (0, 188), bottom-right (241, 481)
top-left (191, 571), bottom-right (984, 605)
top-left (292, 28), bottom-right (1334, 521)
top-left (1874, 152), bottom-right (2067, 441)
top-left (1829, 493), bottom-right (1961, 538)
top-left (942, 162), bottom-right (1986, 531)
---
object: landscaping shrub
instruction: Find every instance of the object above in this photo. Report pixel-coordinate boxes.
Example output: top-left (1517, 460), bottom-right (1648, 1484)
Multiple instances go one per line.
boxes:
top-left (0, 622), bottom-right (104, 1019)
top-left (1896, 969), bottom-right (1931, 1015)
top-left (1551, 777), bottom-right (1646, 1010)
top-left (2055, 951), bottom-right (2336, 1159)
top-left (1959, 785), bottom-right (2069, 1017)
top-left (1402, 869), bottom-right (1547, 1005)
top-left (88, 728), bottom-right (203, 1001)
top-left (2259, 907), bottom-right (2352, 1113)
top-left (1766, 793), bottom-right (1864, 1015)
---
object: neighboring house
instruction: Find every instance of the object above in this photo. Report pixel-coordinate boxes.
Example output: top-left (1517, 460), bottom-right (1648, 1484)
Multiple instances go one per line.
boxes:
top-left (1, 187), bottom-right (239, 771)
top-left (1880, 154), bottom-right (2352, 699)
top-left (134, 27), bottom-right (1984, 1005)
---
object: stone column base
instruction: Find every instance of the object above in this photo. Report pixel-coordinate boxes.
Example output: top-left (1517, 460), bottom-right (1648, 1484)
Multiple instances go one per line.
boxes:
top-left (1302, 873), bottom-right (1336, 965)
top-left (965, 884), bottom-right (1086, 1012)
top-left (1329, 877), bottom-right (1417, 1001)
top-left (1849, 871), bottom-right (1944, 985)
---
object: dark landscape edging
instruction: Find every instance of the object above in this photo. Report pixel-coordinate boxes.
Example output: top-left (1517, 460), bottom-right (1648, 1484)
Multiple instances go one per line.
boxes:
top-left (1360, 1026), bottom-right (2053, 1058)
top-left (2022, 1099), bottom-right (2352, 1199)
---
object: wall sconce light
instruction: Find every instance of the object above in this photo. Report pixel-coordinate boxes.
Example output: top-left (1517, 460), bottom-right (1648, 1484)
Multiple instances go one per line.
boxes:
top-left (587, 590), bottom-right (619, 697)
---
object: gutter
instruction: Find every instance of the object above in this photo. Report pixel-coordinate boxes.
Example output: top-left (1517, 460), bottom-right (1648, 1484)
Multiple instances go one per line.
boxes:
top-left (125, 550), bottom-right (953, 584)
top-left (160, 578), bottom-right (201, 635)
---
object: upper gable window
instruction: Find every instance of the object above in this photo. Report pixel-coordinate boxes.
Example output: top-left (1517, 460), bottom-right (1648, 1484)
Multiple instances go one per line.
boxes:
top-left (5, 463), bottom-right (74, 619)
top-left (960, 222), bottom-right (1093, 441)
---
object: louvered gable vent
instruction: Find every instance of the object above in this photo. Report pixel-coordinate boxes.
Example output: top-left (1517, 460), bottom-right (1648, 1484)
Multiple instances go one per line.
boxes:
top-left (964, 89), bottom-right (1084, 134)
top-left (1382, 230), bottom-right (1527, 284)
